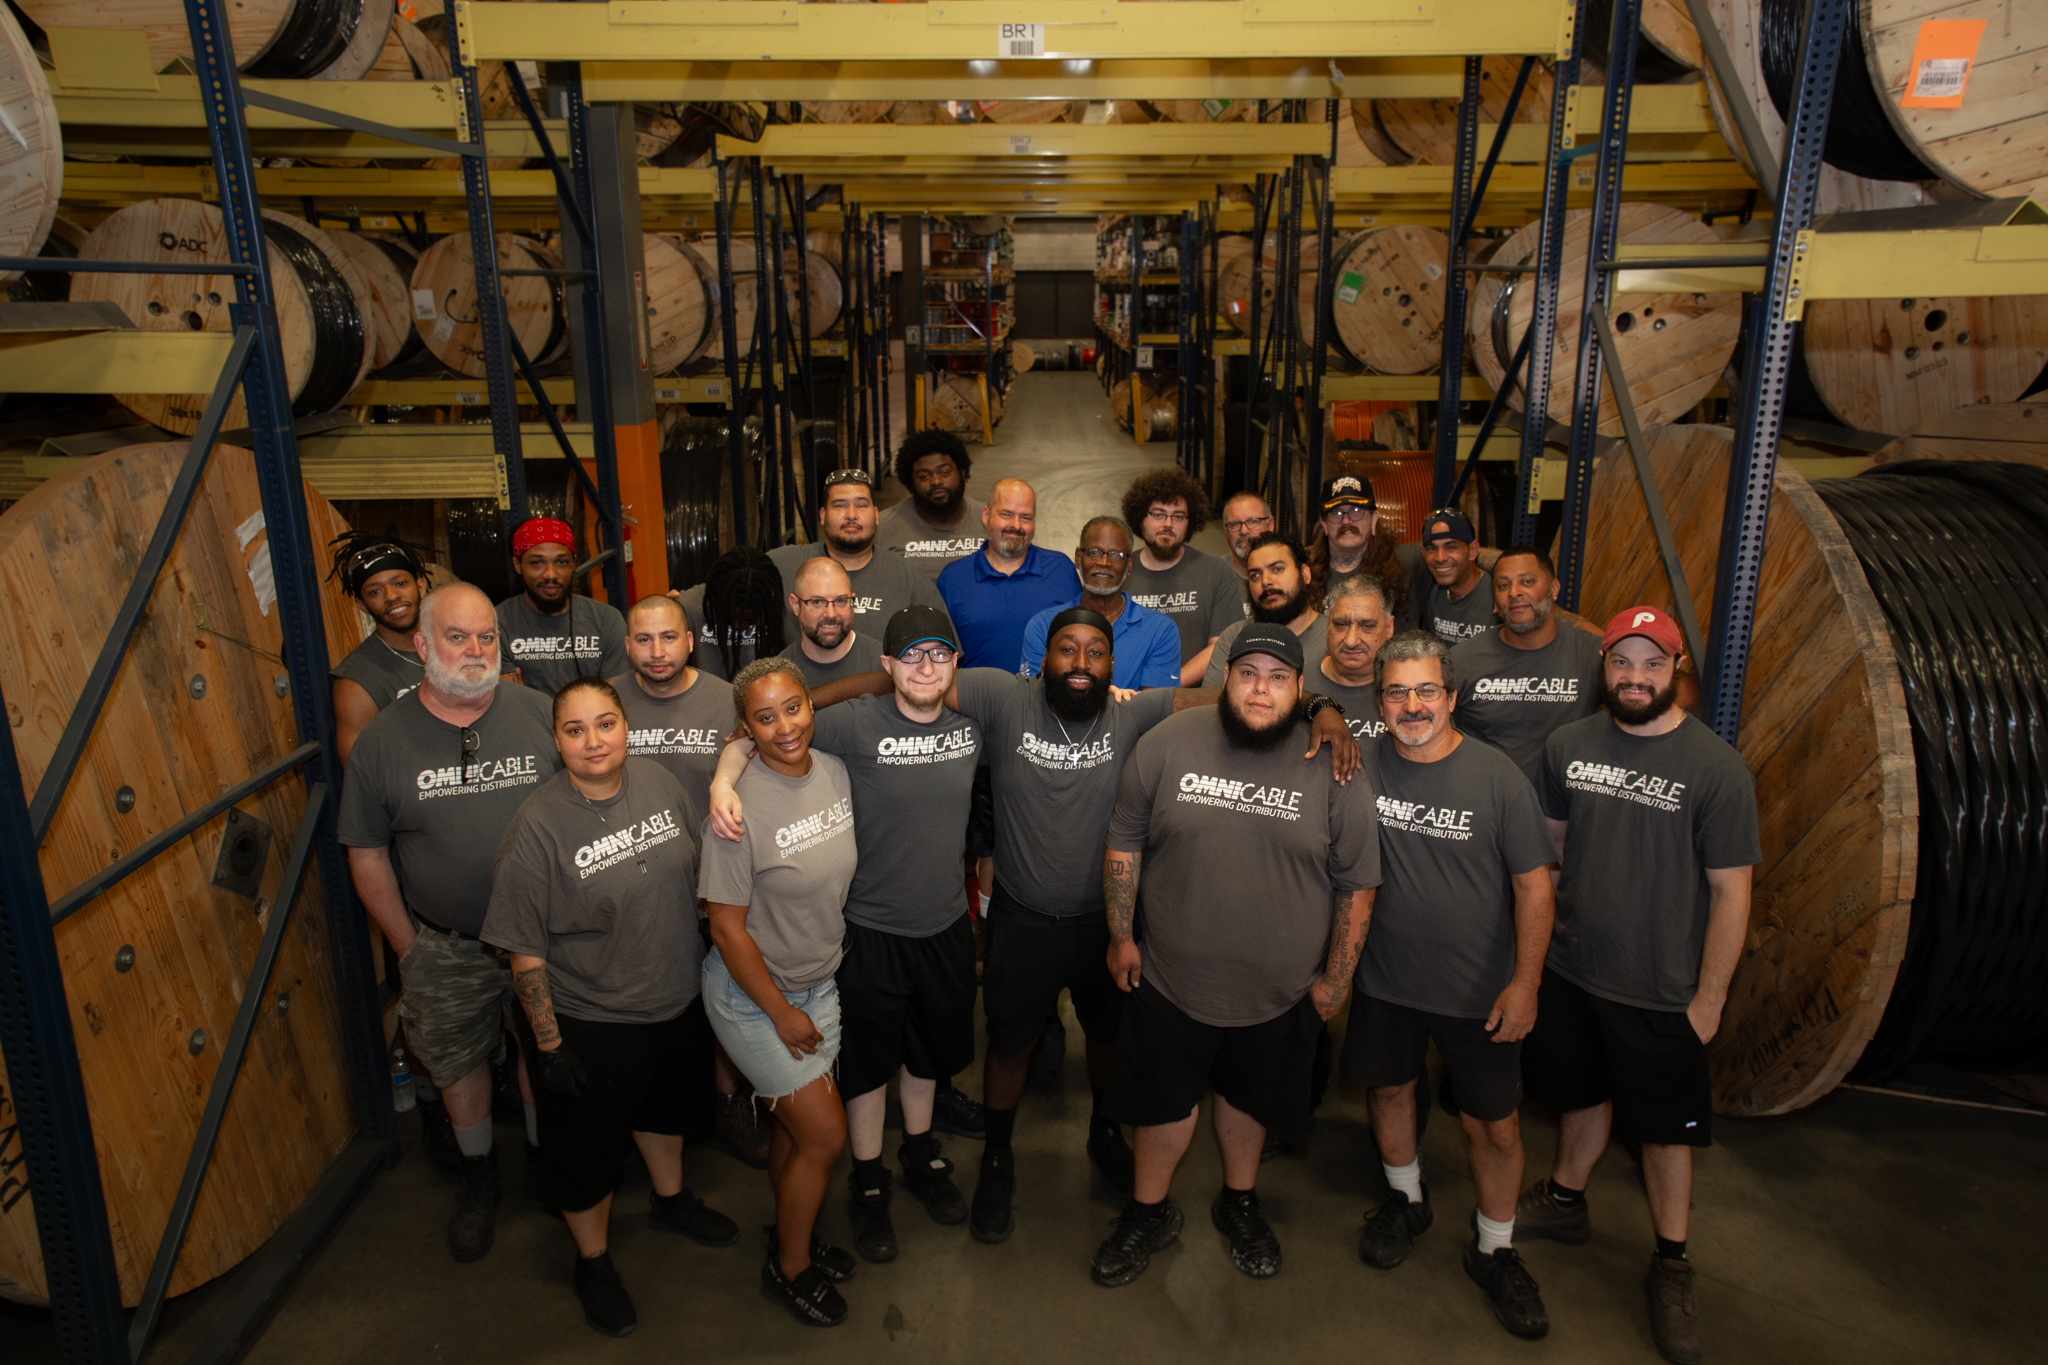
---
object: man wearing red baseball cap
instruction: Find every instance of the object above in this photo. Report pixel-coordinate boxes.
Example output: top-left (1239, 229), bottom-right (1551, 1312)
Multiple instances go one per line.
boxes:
top-left (497, 517), bottom-right (629, 697)
top-left (1515, 605), bottom-right (1760, 1365)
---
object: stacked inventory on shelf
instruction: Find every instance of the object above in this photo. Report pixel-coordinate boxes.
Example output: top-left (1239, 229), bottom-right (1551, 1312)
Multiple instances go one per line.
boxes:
top-left (1094, 213), bottom-right (1184, 351)
top-left (901, 214), bottom-right (1016, 445)
top-left (921, 220), bottom-right (1013, 352)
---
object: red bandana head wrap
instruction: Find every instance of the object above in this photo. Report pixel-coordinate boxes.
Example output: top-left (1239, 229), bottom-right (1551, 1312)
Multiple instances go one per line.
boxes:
top-left (512, 517), bottom-right (575, 558)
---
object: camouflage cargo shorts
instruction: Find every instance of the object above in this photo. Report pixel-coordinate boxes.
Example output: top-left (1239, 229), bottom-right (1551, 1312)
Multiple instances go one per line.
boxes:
top-left (397, 915), bottom-right (514, 1084)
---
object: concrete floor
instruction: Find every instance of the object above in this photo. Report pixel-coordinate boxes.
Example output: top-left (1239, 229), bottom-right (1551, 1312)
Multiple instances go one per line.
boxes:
top-left (8, 372), bottom-right (2046, 1363)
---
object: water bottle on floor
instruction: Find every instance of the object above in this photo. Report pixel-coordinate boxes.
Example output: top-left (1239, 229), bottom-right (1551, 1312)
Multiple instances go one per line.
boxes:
top-left (390, 1046), bottom-right (416, 1113)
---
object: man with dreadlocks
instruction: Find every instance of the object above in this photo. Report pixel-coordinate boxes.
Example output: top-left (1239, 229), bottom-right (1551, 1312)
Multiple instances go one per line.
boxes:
top-left (329, 530), bottom-right (432, 765)
top-left (497, 518), bottom-right (630, 696)
top-left (674, 547), bottom-right (787, 680)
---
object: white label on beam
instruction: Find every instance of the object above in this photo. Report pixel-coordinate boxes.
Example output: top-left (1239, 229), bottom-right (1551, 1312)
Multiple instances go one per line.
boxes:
top-left (1135, 346), bottom-right (1155, 369)
top-left (998, 23), bottom-right (1045, 58)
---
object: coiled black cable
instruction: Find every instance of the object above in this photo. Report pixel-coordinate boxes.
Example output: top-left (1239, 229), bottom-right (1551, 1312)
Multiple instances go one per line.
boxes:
top-left (1579, 0), bottom-right (1693, 86)
top-left (1760, 0), bottom-right (1934, 183)
top-left (1812, 462), bottom-right (2048, 1076)
top-left (660, 415), bottom-right (728, 590)
top-left (245, 0), bottom-right (364, 80)
top-left (260, 219), bottom-right (365, 418)
top-left (7, 228), bottom-right (76, 304)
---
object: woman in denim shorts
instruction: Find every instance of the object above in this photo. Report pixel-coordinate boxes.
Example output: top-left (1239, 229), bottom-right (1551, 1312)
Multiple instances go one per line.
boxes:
top-left (698, 658), bottom-right (860, 1327)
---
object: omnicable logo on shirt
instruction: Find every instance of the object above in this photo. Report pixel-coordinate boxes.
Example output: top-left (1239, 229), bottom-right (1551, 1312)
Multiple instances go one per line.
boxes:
top-left (1469, 675), bottom-right (1581, 702)
top-left (774, 798), bottom-right (854, 860)
top-left (1129, 591), bottom-right (1200, 615)
top-left (628, 725), bottom-right (721, 755)
top-left (1175, 771), bottom-right (1304, 821)
top-left (851, 596), bottom-right (885, 615)
top-left (876, 727), bottom-right (977, 766)
top-left (1018, 730), bottom-right (1116, 770)
top-left (575, 808), bottom-right (683, 879)
top-left (1376, 794), bottom-right (1476, 841)
top-left (1563, 760), bottom-right (1687, 813)
top-left (1430, 619), bottom-right (1493, 642)
top-left (415, 754), bottom-right (542, 798)
top-left (508, 635), bottom-right (603, 660)
top-left (902, 537), bottom-right (982, 557)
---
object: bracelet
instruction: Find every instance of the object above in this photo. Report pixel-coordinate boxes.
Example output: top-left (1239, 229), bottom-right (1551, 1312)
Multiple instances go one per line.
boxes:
top-left (1301, 692), bottom-right (1345, 723)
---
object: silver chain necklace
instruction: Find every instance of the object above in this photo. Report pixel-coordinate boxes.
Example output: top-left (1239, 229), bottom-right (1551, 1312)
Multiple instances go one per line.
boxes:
top-left (580, 773), bottom-right (645, 873)
top-left (1050, 704), bottom-right (1105, 758)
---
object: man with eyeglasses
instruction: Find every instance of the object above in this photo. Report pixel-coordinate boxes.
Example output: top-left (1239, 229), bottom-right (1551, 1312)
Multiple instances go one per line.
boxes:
top-left (1418, 509), bottom-right (1497, 645)
top-left (340, 583), bottom-right (563, 1264)
top-left (1018, 516), bottom-right (1182, 690)
top-left (1203, 534), bottom-right (1327, 686)
top-left (769, 468), bottom-right (945, 646)
top-left (1309, 475), bottom-right (1423, 634)
top-left (1345, 631), bottom-right (1556, 1341)
top-left (1220, 492), bottom-right (1276, 601)
top-left (777, 558), bottom-right (879, 690)
top-left (1121, 468), bottom-right (1244, 685)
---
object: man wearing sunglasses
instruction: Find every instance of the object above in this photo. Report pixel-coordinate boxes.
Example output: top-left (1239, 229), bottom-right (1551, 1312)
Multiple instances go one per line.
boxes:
top-left (339, 583), bottom-right (563, 1264)
top-left (1018, 516), bottom-right (1182, 691)
top-left (776, 558), bottom-right (880, 690)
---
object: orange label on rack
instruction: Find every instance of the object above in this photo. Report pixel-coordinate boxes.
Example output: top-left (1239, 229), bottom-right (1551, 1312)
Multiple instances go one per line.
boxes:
top-left (1899, 19), bottom-right (1986, 110)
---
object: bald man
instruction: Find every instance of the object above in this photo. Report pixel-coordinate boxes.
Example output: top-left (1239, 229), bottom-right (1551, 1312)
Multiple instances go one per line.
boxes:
top-left (778, 558), bottom-right (880, 689)
top-left (938, 477), bottom-right (1080, 671)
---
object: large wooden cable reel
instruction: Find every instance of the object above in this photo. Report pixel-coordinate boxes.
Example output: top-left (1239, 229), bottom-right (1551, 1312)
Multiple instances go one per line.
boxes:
top-left (0, 442), bottom-right (364, 1304)
top-left (407, 231), bottom-right (560, 379)
top-left (0, 4), bottom-right (62, 288)
top-left (1319, 226), bottom-right (1452, 375)
top-left (1794, 293), bottom-right (2048, 436)
top-left (16, 0), bottom-right (395, 80)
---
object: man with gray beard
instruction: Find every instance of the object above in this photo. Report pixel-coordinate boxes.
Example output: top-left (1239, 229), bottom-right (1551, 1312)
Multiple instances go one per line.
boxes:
top-left (1447, 548), bottom-right (1603, 787)
top-left (340, 584), bottom-right (563, 1263)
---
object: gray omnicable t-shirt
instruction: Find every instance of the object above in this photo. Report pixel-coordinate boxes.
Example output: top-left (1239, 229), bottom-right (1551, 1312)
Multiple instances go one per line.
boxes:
top-left (1360, 734), bottom-right (1557, 1018)
top-left (1310, 666), bottom-right (1388, 745)
top-left (696, 753), bottom-right (856, 990)
top-left (1424, 577), bottom-right (1497, 645)
top-left (1205, 614), bottom-right (1330, 687)
top-left (481, 761), bottom-right (703, 1024)
top-left (674, 581), bottom-right (759, 679)
top-left (331, 633), bottom-right (425, 711)
top-left (1108, 709), bottom-right (1381, 1027)
top-left (497, 592), bottom-right (630, 697)
top-left (1449, 625), bottom-right (1604, 786)
top-left (1541, 713), bottom-right (1761, 1011)
top-left (337, 682), bottom-right (562, 937)
top-left (952, 669), bottom-right (1178, 917)
top-left (778, 632), bottom-right (884, 691)
top-left (768, 544), bottom-right (944, 648)
top-left (611, 670), bottom-right (728, 827)
top-left (878, 497), bottom-right (986, 581)
top-left (1125, 546), bottom-right (1245, 663)
top-left (812, 695), bottom-right (982, 937)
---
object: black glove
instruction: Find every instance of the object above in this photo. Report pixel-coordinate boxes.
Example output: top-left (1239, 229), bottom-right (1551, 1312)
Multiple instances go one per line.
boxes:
top-left (536, 1041), bottom-right (587, 1098)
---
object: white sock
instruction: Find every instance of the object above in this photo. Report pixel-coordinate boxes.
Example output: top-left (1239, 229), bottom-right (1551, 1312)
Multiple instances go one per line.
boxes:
top-left (524, 1102), bottom-right (540, 1147)
top-left (1476, 1212), bottom-right (1514, 1254)
top-left (453, 1117), bottom-right (493, 1159)
top-left (1383, 1159), bottom-right (1423, 1204)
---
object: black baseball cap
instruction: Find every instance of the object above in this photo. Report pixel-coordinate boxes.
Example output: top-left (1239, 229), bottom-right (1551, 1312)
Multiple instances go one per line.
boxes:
top-left (883, 605), bottom-right (959, 657)
top-left (1321, 472), bottom-right (1376, 512)
top-left (1420, 508), bottom-right (1476, 545)
top-left (1225, 624), bottom-right (1305, 673)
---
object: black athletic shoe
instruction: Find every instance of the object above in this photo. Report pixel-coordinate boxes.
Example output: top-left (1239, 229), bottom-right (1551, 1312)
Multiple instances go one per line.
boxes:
top-left (970, 1146), bottom-right (1016, 1244)
top-left (1465, 1239), bottom-right (1550, 1339)
top-left (1210, 1188), bottom-right (1282, 1279)
top-left (847, 1168), bottom-right (899, 1263)
top-left (573, 1251), bottom-right (636, 1337)
top-left (447, 1151), bottom-right (500, 1263)
top-left (931, 1082), bottom-right (986, 1141)
top-left (761, 1257), bottom-right (848, 1328)
top-left (1086, 1120), bottom-right (1136, 1198)
top-left (524, 1140), bottom-right (546, 1202)
top-left (1026, 1014), bottom-right (1067, 1091)
top-left (1090, 1199), bottom-right (1184, 1288)
top-left (1357, 1185), bottom-right (1432, 1270)
top-left (649, 1188), bottom-right (740, 1246)
top-left (417, 1096), bottom-right (464, 1178)
top-left (899, 1136), bottom-right (968, 1225)
top-left (763, 1225), bottom-right (856, 1283)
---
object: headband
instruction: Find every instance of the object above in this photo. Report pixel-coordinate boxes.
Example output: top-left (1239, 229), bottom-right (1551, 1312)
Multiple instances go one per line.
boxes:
top-left (1047, 606), bottom-right (1113, 642)
top-left (513, 517), bottom-right (576, 558)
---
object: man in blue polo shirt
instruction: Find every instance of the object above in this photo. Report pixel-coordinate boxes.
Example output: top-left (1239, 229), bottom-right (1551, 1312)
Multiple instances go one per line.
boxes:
top-left (1018, 517), bottom-right (1183, 691)
top-left (938, 477), bottom-right (1077, 670)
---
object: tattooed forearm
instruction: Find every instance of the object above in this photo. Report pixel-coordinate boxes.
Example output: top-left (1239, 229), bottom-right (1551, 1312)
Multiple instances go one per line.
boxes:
top-left (1104, 850), bottom-right (1142, 945)
top-left (511, 957), bottom-right (560, 1051)
top-left (1323, 887), bottom-right (1373, 985)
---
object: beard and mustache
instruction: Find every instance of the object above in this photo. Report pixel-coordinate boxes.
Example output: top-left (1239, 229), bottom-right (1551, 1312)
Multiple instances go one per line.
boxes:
top-left (1218, 688), bottom-right (1295, 752)
top-left (425, 647), bottom-right (500, 704)
top-left (1042, 665), bottom-right (1110, 723)
top-left (1250, 581), bottom-right (1310, 626)
top-left (1601, 669), bottom-right (1679, 726)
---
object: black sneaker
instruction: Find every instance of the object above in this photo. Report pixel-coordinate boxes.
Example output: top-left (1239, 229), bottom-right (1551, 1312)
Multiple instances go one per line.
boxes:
top-left (1357, 1185), bottom-right (1432, 1270)
top-left (649, 1188), bottom-right (740, 1246)
top-left (447, 1151), bottom-right (500, 1263)
top-left (847, 1168), bottom-right (899, 1263)
top-left (524, 1140), bottom-right (546, 1202)
top-left (1086, 1120), bottom-right (1136, 1198)
top-left (417, 1096), bottom-right (464, 1178)
top-left (1514, 1178), bottom-right (1592, 1246)
top-left (970, 1146), bottom-right (1016, 1244)
top-left (1210, 1188), bottom-right (1282, 1278)
top-left (1026, 1013), bottom-right (1067, 1091)
top-left (931, 1082), bottom-right (986, 1141)
top-left (1465, 1238), bottom-right (1549, 1339)
top-left (763, 1225), bottom-right (856, 1283)
top-left (573, 1251), bottom-right (636, 1337)
top-left (761, 1256), bottom-right (848, 1328)
top-left (899, 1136), bottom-right (968, 1225)
top-left (1090, 1199), bottom-right (1183, 1288)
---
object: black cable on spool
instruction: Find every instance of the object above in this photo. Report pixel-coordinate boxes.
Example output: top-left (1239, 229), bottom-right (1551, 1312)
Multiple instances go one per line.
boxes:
top-left (1578, 0), bottom-right (1692, 86)
top-left (1760, 0), bottom-right (1934, 183)
top-left (260, 220), bottom-right (364, 418)
top-left (245, 0), bottom-right (363, 81)
top-left (661, 416), bottom-right (726, 589)
top-left (6, 230), bottom-right (76, 304)
top-left (367, 237), bottom-right (430, 372)
top-left (1812, 461), bottom-right (2048, 1076)
top-left (444, 499), bottom-right (513, 602)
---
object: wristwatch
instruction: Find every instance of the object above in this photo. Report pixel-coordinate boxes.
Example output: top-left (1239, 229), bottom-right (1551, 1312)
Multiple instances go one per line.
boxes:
top-left (1301, 692), bottom-right (1345, 723)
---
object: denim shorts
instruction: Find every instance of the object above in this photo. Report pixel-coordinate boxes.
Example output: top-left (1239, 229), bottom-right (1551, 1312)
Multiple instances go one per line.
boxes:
top-left (702, 947), bottom-right (841, 1102)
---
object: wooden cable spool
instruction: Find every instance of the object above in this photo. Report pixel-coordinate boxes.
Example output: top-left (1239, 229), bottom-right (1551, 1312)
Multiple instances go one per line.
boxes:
top-left (407, 231), bottom-right (562, 379)
top-left (928, 373), bottom-right (1000, 438)
top-left (1793, 293), bottom-right (2048, 435)
top-left (784, 247), bottom-right (844, 338)
top-left (0, 5), bottom-right (61, 287)
top-left (680, 237), bottom-right (842, 359)
top-left (686, 237), bottom-right (758, 361)
top-left (324, 230), bottom-right (429, 375)
top-left (644, 231), bottom-right (712, 373)
top-left (1467, 204), bottom-right (1742, 434)
top-left (72, 201), bottom-right (375, 434)
top-left (1011, 340), bottom-right (1038, 375)
top-left (1139, 99), bottom-right (1252, 124)
top-left (1107, 377), bottom-right (1178, 438)
top-left (1580, 0), bottom-right (1703, 82)
top-left (974, 100), bottom-right (1086, 125)
top-left (633, 104), bottom-right (684, 160)
top-left (1870, 400), bottom-right (2048, 464)
top-left (803, 101), bottom-right (896, 124)
top-left (0, 441), bottom-right (363, 1305)
top-left (18, 0), bottom-right (394, 80)
top-left (1316, 225), bottom-right (1452, 375)
top-left (1369, 55), bottom-right (1555, 167)
top-left (1215, 235), bottom-right (1277, 338)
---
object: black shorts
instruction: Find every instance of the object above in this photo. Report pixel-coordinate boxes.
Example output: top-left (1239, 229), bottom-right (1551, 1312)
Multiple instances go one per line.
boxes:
top-left (1106, 978), bottom-right (1321, 1145)
top-left (528, 1001), bottom-right (716, 1212)
top-left (966, 764), bottom-right (995, 860)
top-left (836, 916), bottom-right (978, 1096)
top-left (979, 883), bottom-right (1124, 1055)
top-left (1520, 967), bottom-right (1711, 1147)
top-left (1339, 992), bottom-right (1523, 1123)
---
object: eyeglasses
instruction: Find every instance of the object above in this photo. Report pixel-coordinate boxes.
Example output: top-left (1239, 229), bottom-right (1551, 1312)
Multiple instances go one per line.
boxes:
top-left (797, 595), bottom-right (856, 612)
top-left (1078, 548), bottom-right (1131, 564)
top-left (1324, 504), bottom-right (1373, 523)
top-left (1379, 683), bottom-right (1445, 704)
top-left (459, 725), bottom-right (480, 783)
top-left (1223, 515), bottom-right (1273, 534)
top-left (1145, 509), bottom-right (1190, 526)
top-left (897, 646), bottom-right (956, 666)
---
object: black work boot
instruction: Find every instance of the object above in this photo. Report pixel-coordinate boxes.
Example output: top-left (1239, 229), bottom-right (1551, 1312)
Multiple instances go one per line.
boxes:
top-left (573, 1251), bottom-right (636, 1337)
top-left (970, 1146), bottom-right (1016, 1244)
top-left (847, 1167), bottom-right (899, 1263)
top-left (899, 1134), bottom-right (968, 1225)
top-left (448, 1150), bottom-right (500, 1263)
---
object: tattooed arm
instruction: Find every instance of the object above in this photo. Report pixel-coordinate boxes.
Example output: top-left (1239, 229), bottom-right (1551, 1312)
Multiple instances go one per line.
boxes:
top-left (1311, 887), bottom-right (1375, 1020)
top-left (510, 954), bottom-right (561, 1051)
top-left (1103, 849), bottom-right (1144, 991)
